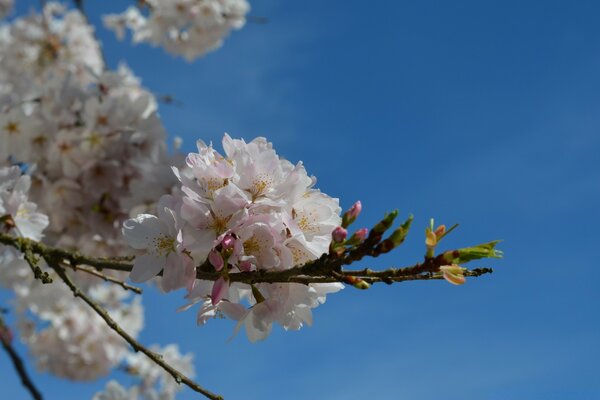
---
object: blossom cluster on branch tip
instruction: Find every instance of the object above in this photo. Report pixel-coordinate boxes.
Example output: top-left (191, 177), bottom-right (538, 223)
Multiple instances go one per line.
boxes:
top-left (123, 134), bottom-right (344, 341)
top-left (104, 0), bottom-right (250, 61)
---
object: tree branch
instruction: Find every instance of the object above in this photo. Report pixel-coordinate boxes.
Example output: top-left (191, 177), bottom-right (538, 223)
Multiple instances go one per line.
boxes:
top-left (0, 233), bottom-right (496, 287)
top-left (0, 317), bottom-right (44, 400)
top-left (44, 258), bottom-right (223, 400)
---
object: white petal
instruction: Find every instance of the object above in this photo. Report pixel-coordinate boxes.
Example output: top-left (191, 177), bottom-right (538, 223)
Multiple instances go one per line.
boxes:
top-left (130, 254), bottom-right (164, 282)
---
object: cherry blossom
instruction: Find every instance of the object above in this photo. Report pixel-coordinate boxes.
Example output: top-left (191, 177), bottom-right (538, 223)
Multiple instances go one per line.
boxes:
top-left (103, 0), bottom-right (250, 61)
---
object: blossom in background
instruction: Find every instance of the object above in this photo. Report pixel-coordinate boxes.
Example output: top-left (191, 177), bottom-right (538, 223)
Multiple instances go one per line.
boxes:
top-left (0, 0), bottom-right (13, 20)
top-left (0, 166), bottom-right (48, 240)
top-left (103, 0), bottom-right (250, 61)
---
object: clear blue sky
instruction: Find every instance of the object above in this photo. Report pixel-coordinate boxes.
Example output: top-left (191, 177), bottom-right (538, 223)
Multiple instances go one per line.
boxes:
top-left (2, 0), bottom-right (599, 399)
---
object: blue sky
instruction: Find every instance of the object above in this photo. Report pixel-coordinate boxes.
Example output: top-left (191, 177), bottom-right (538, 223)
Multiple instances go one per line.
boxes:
top-left (2, 0), bottom-right (600, 399)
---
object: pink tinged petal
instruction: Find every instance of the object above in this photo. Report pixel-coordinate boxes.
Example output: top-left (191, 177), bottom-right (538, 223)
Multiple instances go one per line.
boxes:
top-left (130, 254), bottom-right (164, 283)
top-left (160, 253), bottom-right (193, 292)
top-left (208, 250), bottom-right (224, 271)
top-left (211, 277), bottom-right (229, 305)
top-left (239, 260), bottom-right (252, 272)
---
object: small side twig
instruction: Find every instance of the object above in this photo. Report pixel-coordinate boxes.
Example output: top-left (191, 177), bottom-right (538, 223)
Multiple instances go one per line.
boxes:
top-left (64, 263), bottom-right (142, 294)
top-left (45, 259), bottom-right (222, 400)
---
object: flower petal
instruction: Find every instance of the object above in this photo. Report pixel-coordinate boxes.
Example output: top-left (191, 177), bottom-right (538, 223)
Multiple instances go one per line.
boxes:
top-left (130, 254), bottom-right (164, 283)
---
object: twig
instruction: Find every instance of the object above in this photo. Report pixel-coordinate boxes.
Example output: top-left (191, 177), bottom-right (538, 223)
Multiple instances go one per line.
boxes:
top-left (45, 259), bottom-right (223, 400)
top-left (64, 263), bottom-right (142, 294)
top-left (0, 317), bottom-right (43, 400)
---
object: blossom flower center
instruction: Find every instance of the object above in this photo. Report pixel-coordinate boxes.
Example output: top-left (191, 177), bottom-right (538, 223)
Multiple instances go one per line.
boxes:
top-left (152, 235), bottom-right (176, 256)
top-left (4, 121), bottom-right (19, 135)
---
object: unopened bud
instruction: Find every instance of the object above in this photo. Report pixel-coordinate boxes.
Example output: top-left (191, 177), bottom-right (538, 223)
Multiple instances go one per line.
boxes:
top-left (371, 210), bottom-right (398, 237)
top-left (221, 235), bottom-right (235, 250)
top-left (442, 241), bottom-right (503, 264)
top-left (208, 250), bottom-right (224, 271)
top-left (388, 215), bottom-right (413, 247)
top-left (346, 228), bottom-right (368, 246)
top-left (342, 201), bottom-right (362, 228)
top-left (355, 228), bottom-right (368, 240)
top-left (342, 275), bottom-right (370, 290)
top-left (332, 226), bottom-right (348, 243)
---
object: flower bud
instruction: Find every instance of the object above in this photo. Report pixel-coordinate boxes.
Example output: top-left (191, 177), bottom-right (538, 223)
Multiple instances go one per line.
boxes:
top-left (342, 200), bottom-right (362, 228)
top-left (346, 228), bottom-right (368, 246)
top-left (332, 226), bottom-right (348, 243)
top-left (221, 235), bottom-right (235, 250)
top-left (211, 277), bottom-right (229, 305)
top-left (355, 228), bottom-right (368, 240)
top-left (208, 250), bottom-right (224, 271)
top-left (342, 275), bottom-right (370, 290)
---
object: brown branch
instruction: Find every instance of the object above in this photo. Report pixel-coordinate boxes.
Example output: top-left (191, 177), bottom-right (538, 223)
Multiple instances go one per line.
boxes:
top-left (44, 258), bottom-right (222, 400)
top-left (0, 233), bottom-right (496, 287)
top-left (0, 317), bottom-right (43, 400)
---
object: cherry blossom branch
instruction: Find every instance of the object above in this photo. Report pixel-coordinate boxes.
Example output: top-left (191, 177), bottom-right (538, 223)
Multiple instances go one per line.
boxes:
top-left (0, 316), bottom-right (44, 400)
top-left (43, 258), bottom-right (223, 400)
top-left (0, 233), bottom-right (498, 287)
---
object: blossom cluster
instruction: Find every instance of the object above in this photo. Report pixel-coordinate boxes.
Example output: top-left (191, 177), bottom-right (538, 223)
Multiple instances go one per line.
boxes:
top-left (123, 135), bottom-right (344, 342)
top-left (1, 3), bottom-right (179, 258)
top-left (0, 5), bottom-right (190, 392)
top-left (103, 0), bottom-right (250, 61)
top-left (0, 165), bottom-right (145, 381)
top-left (0, 2), bottom-right (103, 104)
top-left (0, 0), bottom-right (12, 20)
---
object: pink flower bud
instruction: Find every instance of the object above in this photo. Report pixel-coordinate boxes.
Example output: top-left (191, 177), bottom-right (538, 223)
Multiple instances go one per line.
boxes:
top-left (348, 201), bottom-right (362, 219)
top-left (239, 260), bottom-right (253, 272)
top-left (211, 277), bottom-right (229, 305)
top-left (355, 228), bottom-right (368, 240)
top-left (342, 201), bottom-right (362, 228)
top-left (221, 235), bottom-right (235, 250)
top-left (332, 226), bottom-right (348, 243)
top-left (208, 250), bottom-right (224, 271)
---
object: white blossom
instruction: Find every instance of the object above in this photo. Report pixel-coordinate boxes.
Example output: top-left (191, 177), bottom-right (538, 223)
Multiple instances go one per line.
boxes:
top-left (103, 0), bottom-right (250, 61)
